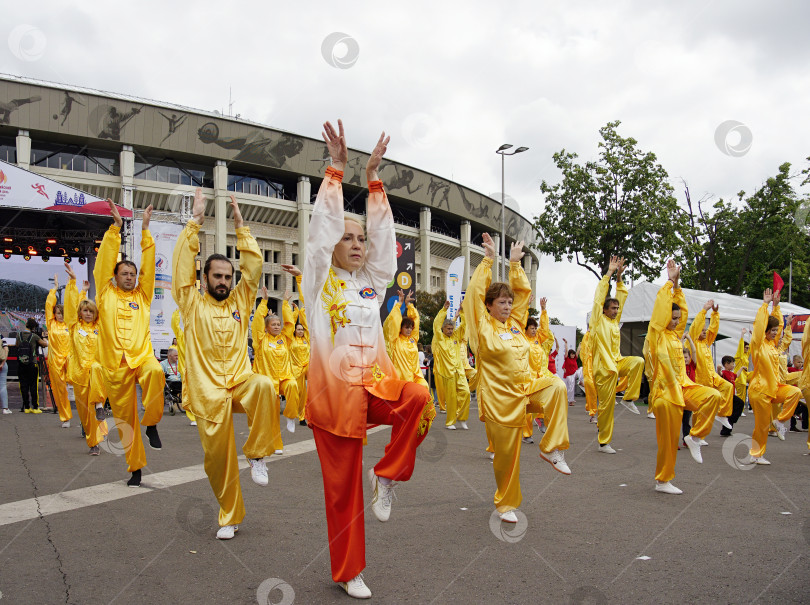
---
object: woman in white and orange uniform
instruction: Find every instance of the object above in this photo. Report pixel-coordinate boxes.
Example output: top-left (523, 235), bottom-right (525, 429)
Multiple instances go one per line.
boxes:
top-left (463, 233), bottom-right (571, 525)
top-left (301, 121), bottom-right (432, 599)
top-left (45, 274), bottom-right (72, 427)
top-left (252, 287), bottom-right (300, 437)
top-left (63, 262), bottom-right (108, 454)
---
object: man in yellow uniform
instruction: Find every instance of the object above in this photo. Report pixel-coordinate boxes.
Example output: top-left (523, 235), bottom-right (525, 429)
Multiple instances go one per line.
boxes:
top-left (172, 188), bottom-right (276, 540)
top-left (733, 330), bottom-right (751, 402)
top-left (589, 256), bottom-right (644, 453)
top-left (95, 200), bottom-right (165, 487)
top-left (689, 301), bottom-right (736, 434)
top-left (170, 309), bottom-right (196, 426)
top-left (645, 260), bottom-right (722, 494)
top-left (432, 301), bottom-right (471, 429)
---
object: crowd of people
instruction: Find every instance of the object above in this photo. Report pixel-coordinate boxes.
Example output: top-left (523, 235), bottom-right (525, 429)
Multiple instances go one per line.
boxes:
top-left (1, 120), bottom-right (808, 600)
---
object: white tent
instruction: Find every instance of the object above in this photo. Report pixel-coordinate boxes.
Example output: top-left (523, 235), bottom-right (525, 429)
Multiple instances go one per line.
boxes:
top-left (620, 282), bottom-right (810, 363)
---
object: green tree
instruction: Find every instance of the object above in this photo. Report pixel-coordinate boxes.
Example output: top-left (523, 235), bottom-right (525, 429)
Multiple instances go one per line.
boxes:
top-left (415, 289), bottom-right (446, 346)
top-left (534, 120), bottom-right (692, 281)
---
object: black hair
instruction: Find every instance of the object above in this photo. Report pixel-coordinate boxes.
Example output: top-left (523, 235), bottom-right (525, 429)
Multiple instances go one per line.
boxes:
top-left (114, 260), bottom-right (137, 275)
top-left (401, 317), bottom-right (415, 330)
top-left (671, 303), bottom-right (681, 311)
top-left (603, 297), bottom-right (620, 311)
top-left (203, 254), bottom-right (234, 278)
top-left (526, 317), bottom-right (538, 329)
top-left (721, 355), bottom-right (734, 366)
top-left (26, 318), bottom-right (38, 331)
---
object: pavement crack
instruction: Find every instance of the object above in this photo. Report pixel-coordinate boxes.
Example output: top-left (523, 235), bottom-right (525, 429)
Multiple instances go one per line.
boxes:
top-left (15, 426), bottom-right (73, 604)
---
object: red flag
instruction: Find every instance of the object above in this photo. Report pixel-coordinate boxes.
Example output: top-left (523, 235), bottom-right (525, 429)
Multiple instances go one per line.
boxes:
top-left (773, 271), bottom-right (784, 294)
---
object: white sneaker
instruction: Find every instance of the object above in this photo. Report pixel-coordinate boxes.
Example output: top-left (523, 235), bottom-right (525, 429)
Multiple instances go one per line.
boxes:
top-left (274, 449), bottom-right (283, 455)
top-left (655, 481), bottom-right (683, 495)
top-left (190, 421), bottom-right (197, 426)
top-left (598, 444), bottom-right (616, 454)
top-left (539, 449), bottom-right (571, 475)
top-left (485, 451), bottom-right (495, 460)
top-left (2, 408), bottom-right (11, 414)
top-left (216, 524), bottom-right (238, 539)
top-left (499, 510), bottom-right (518, 523)
top-left (368, 469), bottom-right (396, 522)
top-left (740, 411), bottom-right (746, 417)
top-left (647, 411), bottom-right (655, 419)
top-left (589, 415), bottom-right (596, 423)
top-left (619, 398), bottom-right (640, 415)
top-left (684, 435), bottom-right (703, 464)
top-left (446, 424), bottom-right (457, 430)
top-left (459, 421), bottom-right (469, 430)
top-left (61, 421), bottom-right (70, 428)
top-left (754, 456), bottom-right (771, 465)
top-left (249, 458), bottom-right (268, 486)
top-left (699, 439), bottom-right (709, 446)
top-left (774, 420), bottom-right (787, 441)
top-left (716, 416), bottom-right (732, 430)
top-left (439, 409), bottom-right (446, 414)
top-left (286, 418), bottom-right (296, 433)
top-left (339, 573), bottom-right (372, 599)
top-left (522, 436), bottom-right (534, 444)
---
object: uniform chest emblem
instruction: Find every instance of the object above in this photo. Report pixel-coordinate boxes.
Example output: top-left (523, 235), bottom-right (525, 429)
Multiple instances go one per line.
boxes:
top-left (409, 338), bottom-right (415, 344)
top-left (276, 338), bottom-right (284, 345)
top-left (359, 287), bottom-right (377, 299)
top-left (129, 302), bottom-right (139, 310)
top-left (510, 327), bottom-right (521, 335)
top-left (232, 310), bottom-right (241, 322)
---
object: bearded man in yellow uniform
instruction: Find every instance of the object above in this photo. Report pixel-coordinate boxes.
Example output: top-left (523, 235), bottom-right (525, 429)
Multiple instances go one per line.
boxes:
top-left (172, 188), bottom-right (276, 540)
top-left (95, 200), bottom-right (165, 487)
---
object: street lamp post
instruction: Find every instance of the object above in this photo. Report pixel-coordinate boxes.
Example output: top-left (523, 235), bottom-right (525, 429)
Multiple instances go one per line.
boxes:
top-left (495, 144), bottom-right (529, 279)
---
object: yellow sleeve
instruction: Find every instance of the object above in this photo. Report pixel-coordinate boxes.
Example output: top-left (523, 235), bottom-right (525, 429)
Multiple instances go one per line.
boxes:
top-left (649, 281), bottom-right (676, 333)
top-left (252, 299), bottom-right (268, 347)
top-left (750, 303), bottom-right (769, 351)
top-left (734, 336), bottom-right (745, 363)
top-left (93, 224), bottom-right (121, 299)
top-left (45, 288), bottom-right (57, 329)
top-left (297, 306), bottom-right (309, 340)
top-left (64, 280), bottom-right (79, 329)
top-left (137, 229), bottom-right (156, 301)
top-left (456, 311), bottom-right (466, 341)
top-left (407, 303), bottom-right (419, 338)
top-left (385, 301), bottom-right (403, 344)
top-left (589, 273), bottom-right (611, 331)
top-left (171, 309), bottom-right (181, 340)
top-left (294, 274), bottom-right (304, 306)
top-left (433, 307), bottom-right (448, 339)
top-left (508, 261), bottom-right (531, 327)
top-left (778, 322), bottom-right (792, 353)
top-left (538, 310), bottom-right (552, 343)
top-left (615, 279), bottom-right (629, 323)
top-left (282, 300), bottom-right (295, 342)
top-left (171, 221), bottom-right (201, 316)
top-left (689, 308), bottom-right (707, 342)
top-left (673, 288), bottom-right (688, 338)
top-left (462, 257), bottom-right (493, 358)
top-left (232, 226), bottom-right (262, 323)
top-left (706, 310), bottom-right (720, 345)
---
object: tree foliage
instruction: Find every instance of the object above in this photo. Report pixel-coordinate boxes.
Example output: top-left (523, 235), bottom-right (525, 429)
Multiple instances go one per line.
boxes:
top-left (534, 120), bottom-right (691, 282)
top-left (415, 289), bottom-right (446, 346)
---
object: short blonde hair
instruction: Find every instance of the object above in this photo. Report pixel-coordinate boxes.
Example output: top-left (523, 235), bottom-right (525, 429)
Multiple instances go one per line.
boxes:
top-left (78, 299), bottom-right (98, 323)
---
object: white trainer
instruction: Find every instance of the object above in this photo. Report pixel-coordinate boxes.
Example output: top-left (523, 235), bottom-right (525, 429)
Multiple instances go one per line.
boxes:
top-left (655, 481), bottom-right (683, 495)
top-left (647, 411), bottom-right (655, 419)
top-left (459, 421), bottom-right (469, 430)
top-left (522, 436), bottom-right (534, 444)
top-left (589, 415), bottom-right (597, 423)
top-left (774, 420), bottom-right (787, 441)
top-left (445, 424), bottom-right (457, 430)
top-left (754, 456), bottom-right (771, 465)
top-left (274, 449), bottom-right (283, 455)
top-left (216, 524), bottom-right (238, 540)
top-left (716, 416), bottom-right (732, 430)
top-left (368, 469), bottom-right (396, 522)
top-left (598, 444), bottom-right (617, 454)
top-left (683, 435), bottom-right (703, 463)
top-left (2, 408), bottom-right (12, 414)
top-left (485, 451), bottom-right (495, 460)
top-left (619, 398), bottom-right (640, 415)
top-left (499, 510), bottom-right (518, 523)
top-left (286, 418), bottom-right (296, 433)
top-left (539, 449), bottom-right (571, 475)
top-left (339, 573), bottom-right (372, 599)
top-left (190, 421), bottom-right (197, 426)
top-left (439, 409), bottom-right (446, 414)
top-left (61, 421), bottom-right (70, 428)
top-left (249, 458), bottom-right (268, 486)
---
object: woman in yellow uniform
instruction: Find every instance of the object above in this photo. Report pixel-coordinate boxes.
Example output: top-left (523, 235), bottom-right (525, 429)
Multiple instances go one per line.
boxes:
top-left (432, 302), bottom-right (470, 429)
top-left (577, 330), bottom-right (598, 422)
top-left (748, 289), bottom-right (802, 459)
top-left (463, 233), bottom-right (570, 524)
top-left (734, 329), bottom-right (751, 403)
top-left (523, 300), bottom-right (553, 442)
top-left (252, 287), bottom-right (300, 437)
top-left (170, 309), bottom-right (196, 426)
top-left (383, 289), bottom-right (434, 401)
top-left (45, 273), bottom-right (72, 427)
top-left (645, 260), bottom-right (722, 494)
top-left (63, 262), bottom-right (108, 454)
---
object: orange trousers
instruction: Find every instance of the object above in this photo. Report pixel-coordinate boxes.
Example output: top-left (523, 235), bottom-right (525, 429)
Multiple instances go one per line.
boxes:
top-left (312, 382), bottom-right (431, 583)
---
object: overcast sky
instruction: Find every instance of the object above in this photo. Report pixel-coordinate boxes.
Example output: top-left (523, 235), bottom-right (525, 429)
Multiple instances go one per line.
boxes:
top-left (2, 0), bottom-right (809, 328)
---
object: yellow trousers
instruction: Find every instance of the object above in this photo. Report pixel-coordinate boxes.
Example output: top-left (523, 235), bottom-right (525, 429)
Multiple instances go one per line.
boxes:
top-left (435, 372), bottom-right (470, 426)
top-left (584, 372), bottom-right (597, 417)
top-left (102, 357), bottom-right (165, 473)
top-left (176, 374), bottom-right (196, 423)
top-left (749, 385), bottom-right (801, 458)
top-left (654, 384), bottom-right (722, 482)
top-left (487, 377), bottom-right (568, 512)
top-left (803, 388), bottom-right (810, 452)
top-left (279, 378), bottom-right (300, 420)
top-left (295, 369), bottom-right (308, 421)
top-left (595, 356), bottom-right (644, 445)
top-left (735, 369), bottom-right (749, 400)
top-left (696, 374), bottom-right (733, 420)
top-left (72, 380), bottom-right (109, 448)
top-left (195, 373), bottom-right (277, 526)
top-left (48, 359), bottom-right (72, 422)
top-left (770, 373), bottom-right (801, 431)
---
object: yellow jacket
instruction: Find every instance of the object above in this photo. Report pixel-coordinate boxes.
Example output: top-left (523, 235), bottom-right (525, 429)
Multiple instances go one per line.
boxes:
top-left (462, 257), bottom-right (533, 427)
top-left (689, 308), bottom-right (720, 386)
top-left (733, 336), bottom-right (749, 375)
top-left (749, 303), bottom-right (783, 398)
top-left (94, 224), bottom-right (157, 370)
top-left (580, 330), bottom-right (594, 384)
top-left (64, 280), bottom-right (99, 386)
top-left (777, 324), bottom-right (792, 383)
top-left (432, 308), bottom-right (465, 377)
top-left (646, 281), bottom-right (693, 408)
top-left (171, 221), bottom-right (261, 424)
top-left (527, 310), bottom-right (553, 378)
top-left (384, 301), bottom-right (422, 382)
top-left (289, 305), bottom-right (310, 379)
top-left (171, 309), bottom-right (186, 376)
top-left (589, 273), bottom-right (627, 377)
top-left (800, 317), bottom-right (810, 391)
top-left (252, 299), bottom-right (296, 385)
top-left (45, 288), bottom-right (70, 371)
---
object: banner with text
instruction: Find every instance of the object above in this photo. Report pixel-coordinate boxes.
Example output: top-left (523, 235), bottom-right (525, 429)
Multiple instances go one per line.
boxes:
top-left (446, 256), bottom-right (465, 324)
top-left (381, 237), bottom-right (416, 322)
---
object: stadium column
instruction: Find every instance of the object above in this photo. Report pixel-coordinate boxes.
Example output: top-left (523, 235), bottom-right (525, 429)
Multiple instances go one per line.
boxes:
top-left (296, 176), bottom-right (311, 262)
top-left (120, 145), bottom-right (134, 187)
top-left (460, 220), bottom-right (471, 287)
top-left (214, 160), bottom-right (228, 255)
top-left (529, 260), bottom-right (538, 302)
top-left (420, 206), bottom-right (432, 293)
top-left (16, 129), bottom-right (30, 170)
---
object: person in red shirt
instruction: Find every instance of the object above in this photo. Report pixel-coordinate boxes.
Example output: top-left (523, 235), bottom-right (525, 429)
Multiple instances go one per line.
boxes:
top-left (562, 341), bottom-right (580, 406)
top-left (548, 336), bottom-right (560, 375)
top-left (718, 356), bottom-right (745, 435)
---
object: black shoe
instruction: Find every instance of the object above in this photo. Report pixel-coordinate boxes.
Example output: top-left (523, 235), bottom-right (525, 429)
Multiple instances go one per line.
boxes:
top-left (81, 427), bottom-right (86, 438)
top-left (95, 407), bottom-right (105, 422)
top-left (127, 469), bottom-right (142, 487)
top-left (145, 425), bottom-right (162, 450)
top-left (789, 426), bottom-right (801, 433)
top-left (720, 427), bottom-right (732, 437)
top-left (299, 419), bottom-right (307, 426)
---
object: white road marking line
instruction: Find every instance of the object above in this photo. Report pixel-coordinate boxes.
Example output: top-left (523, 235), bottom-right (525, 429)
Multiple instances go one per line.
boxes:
top-left (0, 426), bottom-right (388, 527)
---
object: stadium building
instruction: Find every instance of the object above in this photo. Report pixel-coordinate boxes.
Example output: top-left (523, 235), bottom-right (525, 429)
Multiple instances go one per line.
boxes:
top-left (0, 74), bottom-right (540, 301)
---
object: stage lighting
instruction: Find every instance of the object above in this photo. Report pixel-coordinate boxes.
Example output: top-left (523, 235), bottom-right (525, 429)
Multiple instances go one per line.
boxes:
top-left (78, 256), bottom-right (87, 265)
top-left (47, 238), bottom-right (57, 244)
top-left (42, 255), bottom-right (49, 262)
top-left (64, 255), bottom-right (72, 262)
top-left (58, 248), bottom-right (67, 256)
top-left (3, 253), bottom-right (10, 260)
top-left (28, 245), bottom-right (35, 251)
top-left (72, 246), bottom-right (80, 253)
top-left (24, 254), bottom-right (30, 261)
top-left (3, 237), bottom-right (12, 242)
top-left (12, 245), bottom-right (21, 254)
top-left (93, 245), bottom-right (99, 253)
top-left (45, 246), bottom-right (53, 253)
